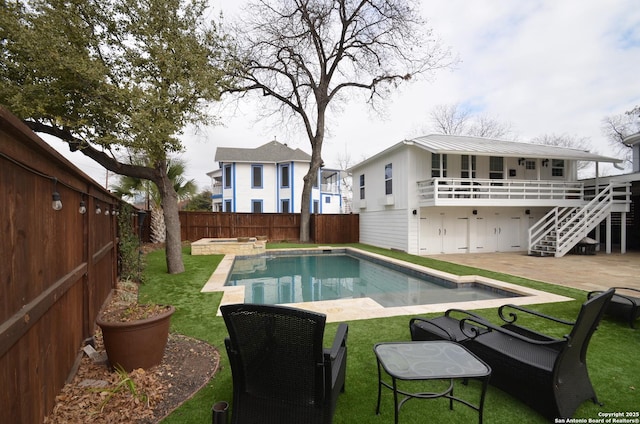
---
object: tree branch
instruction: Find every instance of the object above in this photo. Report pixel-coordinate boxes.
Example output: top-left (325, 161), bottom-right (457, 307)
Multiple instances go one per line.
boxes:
top-left (25, 120), bottom-right (158, 181)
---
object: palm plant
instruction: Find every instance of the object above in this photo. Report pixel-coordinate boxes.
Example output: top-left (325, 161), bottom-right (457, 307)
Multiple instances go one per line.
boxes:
top-left (112, 158), bottom-right (197, 243)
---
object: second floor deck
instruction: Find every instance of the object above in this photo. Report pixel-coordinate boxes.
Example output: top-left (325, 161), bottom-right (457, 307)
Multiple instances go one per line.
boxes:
top-left (417, 178), bottom-right (630, 210)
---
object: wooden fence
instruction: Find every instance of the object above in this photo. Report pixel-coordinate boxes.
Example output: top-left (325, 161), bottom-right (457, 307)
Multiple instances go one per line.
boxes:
top-left (0, 106), bottom-right (359, 423)
top-left (179, 211), bottom-right (359, 244)
top-left (0, 108), bottom-right (123, 424)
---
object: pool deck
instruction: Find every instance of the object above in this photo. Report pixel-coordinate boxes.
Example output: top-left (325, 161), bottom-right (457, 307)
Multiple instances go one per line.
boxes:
top-left (200, 247), bottom-right (604, 323)
top-left (427, 250), bottom-right (640, 293)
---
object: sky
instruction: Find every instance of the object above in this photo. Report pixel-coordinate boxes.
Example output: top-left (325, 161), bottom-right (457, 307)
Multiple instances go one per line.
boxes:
top-left (46, 0), bottom-right (640, 192)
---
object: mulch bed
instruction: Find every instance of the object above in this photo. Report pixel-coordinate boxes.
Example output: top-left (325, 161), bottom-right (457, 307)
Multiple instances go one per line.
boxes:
top-left (44, 331), bottom-right (219, 423)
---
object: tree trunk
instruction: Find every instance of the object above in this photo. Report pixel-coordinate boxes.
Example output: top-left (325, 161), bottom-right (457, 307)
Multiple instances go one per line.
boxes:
top-left (300, 130), bottom-right (325, 242)
top-left (157, 172), bottom-right (185, 274)
top-left (150, 206), bottom-right (166, 243)
top-left (299, 175), bottom-right (312, 242)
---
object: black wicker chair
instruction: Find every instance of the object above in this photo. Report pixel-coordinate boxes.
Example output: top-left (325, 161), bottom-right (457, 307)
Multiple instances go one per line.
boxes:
top-left (221, 304), bottom-right (348, 424)
top-left (409, 288), bottom-right (614, 419)
top-left (588, 287), bottom-right (640, 328)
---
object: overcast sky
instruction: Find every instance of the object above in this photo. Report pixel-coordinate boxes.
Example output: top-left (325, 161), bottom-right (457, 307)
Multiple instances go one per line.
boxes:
top-left (48, 0), bottom-right (640, 191)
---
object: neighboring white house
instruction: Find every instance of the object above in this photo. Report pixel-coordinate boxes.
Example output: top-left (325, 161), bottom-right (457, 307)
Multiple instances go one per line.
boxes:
top-left (349, 134), bottom-right (631, 257)
top-left (207, 139), bottom-right (349, 214)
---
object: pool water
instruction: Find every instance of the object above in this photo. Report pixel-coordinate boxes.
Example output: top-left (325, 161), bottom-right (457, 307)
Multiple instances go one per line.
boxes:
top-left (225, 253), bottom-right (516, 308)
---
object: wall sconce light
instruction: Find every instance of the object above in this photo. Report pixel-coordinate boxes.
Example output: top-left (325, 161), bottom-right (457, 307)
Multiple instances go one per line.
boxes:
top-left (412, 209), bottom-right (417, 215)
top-left (525, 209), bottom-right (531, 215)
top-left (518, 158), bottom-right (525, 166)
top-left (51, 178), bottom-right (63, 211)
top-left (95, 203), bottom-right (102, 214)
top-left (542, 159), bottom-right (549, 167)
top-left (472, 209), bottom-right (478, 215)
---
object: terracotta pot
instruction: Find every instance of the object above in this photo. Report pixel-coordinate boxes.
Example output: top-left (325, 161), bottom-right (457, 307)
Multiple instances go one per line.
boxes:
top-left (255, 235), bottom-right (268, 241)
top-left (237, 237), bottom-right (251, 242)
top-left (97, 305), bottom-right (174, 372)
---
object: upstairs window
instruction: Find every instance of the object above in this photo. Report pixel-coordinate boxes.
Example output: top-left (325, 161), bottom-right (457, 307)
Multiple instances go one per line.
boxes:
top-left (280, 164), bottom-right (290, 188)
top-left (525, 160), bottom-right (536, 170)
top-left (359, 174), bottom-right (365, 199)
top-left (251, 165), bottom-right (263, 188)
top-left (224, 164), bottom-right (232, 188)
top-left (489, 156), bottom-right (504, 179)
top-left (461, 155), bottom-right (476, 178)
top-left (551, 159), bottom-right (565, 177)
top-left (384, 163), bottom-right (393, 195)
top-left (431, 153), bottom-right (447, 177)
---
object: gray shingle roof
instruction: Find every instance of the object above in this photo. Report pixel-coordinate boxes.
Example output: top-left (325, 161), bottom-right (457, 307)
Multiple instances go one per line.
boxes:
top-left (214, 140), bottom-right (311, 163)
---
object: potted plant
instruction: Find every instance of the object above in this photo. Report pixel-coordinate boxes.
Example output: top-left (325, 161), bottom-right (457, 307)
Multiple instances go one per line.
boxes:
top-left (96, 206), bottom-right (174, 372)
top-left (97, 282), bottom-right (174, 372)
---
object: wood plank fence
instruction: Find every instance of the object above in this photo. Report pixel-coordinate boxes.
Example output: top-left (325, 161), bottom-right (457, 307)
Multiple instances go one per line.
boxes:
top-left (0, 108), bottom-right (124, 424)
top-left (0, 106), bottom-right (359, 423)
top-left (179, 211), bottom-right (359, 244)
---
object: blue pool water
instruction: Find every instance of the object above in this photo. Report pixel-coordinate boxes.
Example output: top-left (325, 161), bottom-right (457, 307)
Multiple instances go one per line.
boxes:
top-left (225, 252), bottom-right (517, 307)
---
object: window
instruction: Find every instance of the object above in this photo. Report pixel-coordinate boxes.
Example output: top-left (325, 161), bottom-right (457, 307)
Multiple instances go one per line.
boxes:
top-left (224, 200), bottom-right (232, 212)
top-left (461, 155), bottom-right (476, 178)
top-left (325, 196), bottom-right (331, 203)
top-left (431, 153), bottom-right (447, 177)
top-left (281, 199), bottom-right (290, 213)
top-left (384, 163), bottom-right (393, 195)
top-left (313, 200), bottom-right (319, 214)
top-left (224, 165), bottom-right (232, 189)
top-left (551, 159), bottom-right (564, 177)
top-left (525, 160), bottom-right (536, 170)
top-left (251, 165), bottom-right (263, 188)
top-left (251, 200), bottom-right (263, 213)
top-left (359, 174), bottom-right (365, 199)
top-left (280, 165), bottom-right (290, 188)
top-left (489, 156), bottom-right (504, 179)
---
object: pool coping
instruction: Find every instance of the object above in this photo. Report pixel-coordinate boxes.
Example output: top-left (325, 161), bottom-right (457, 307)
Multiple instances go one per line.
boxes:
top-left (201, 247), bottom-right (573, 323)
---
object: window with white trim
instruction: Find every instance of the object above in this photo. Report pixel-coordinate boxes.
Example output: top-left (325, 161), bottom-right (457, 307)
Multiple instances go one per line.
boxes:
top-left (384, 163), bottom-right (392, 195)
top-left (551, 159), bottom-right (564, 177)
top-left (431, 153), bottom-right (447, 177)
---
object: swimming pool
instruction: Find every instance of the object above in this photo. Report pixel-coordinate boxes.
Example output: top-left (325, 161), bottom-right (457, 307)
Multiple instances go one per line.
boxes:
top-left (203, 247), bottom-right (572, 322)
top-left (225, 251), bottom-right (517, 307)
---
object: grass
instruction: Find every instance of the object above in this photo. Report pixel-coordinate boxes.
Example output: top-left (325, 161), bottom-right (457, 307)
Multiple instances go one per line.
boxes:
top-left (139, 243), bottom-right (640, 423)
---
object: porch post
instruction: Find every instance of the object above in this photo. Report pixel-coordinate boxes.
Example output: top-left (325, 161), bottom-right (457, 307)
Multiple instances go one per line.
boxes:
top-left (606, 214), bottom-right (612, 254)
top-left (621, 212), bottom-right (627, 254)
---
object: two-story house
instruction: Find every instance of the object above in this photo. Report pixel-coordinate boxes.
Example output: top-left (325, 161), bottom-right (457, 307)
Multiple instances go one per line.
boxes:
top-left (349, 134), bottom-right (630, 257)
top-left (207, 140), bottom-right (347, 214)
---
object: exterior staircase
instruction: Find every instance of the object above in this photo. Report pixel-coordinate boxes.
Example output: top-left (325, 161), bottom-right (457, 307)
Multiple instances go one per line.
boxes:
top-left (528, 182), bottom-right (628, 257)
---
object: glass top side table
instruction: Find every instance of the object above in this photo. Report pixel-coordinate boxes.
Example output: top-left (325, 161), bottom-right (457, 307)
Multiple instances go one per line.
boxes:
top-left (374, 340), bottom-right (491, 424)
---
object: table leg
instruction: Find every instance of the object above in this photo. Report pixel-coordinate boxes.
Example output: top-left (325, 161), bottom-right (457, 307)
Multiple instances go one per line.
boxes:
top-left (392, 377), bottom-right (399, 424)
top-left (375, 360), bottom-right (382, 415)
top-left (478, 375), bottom-right (489, 424)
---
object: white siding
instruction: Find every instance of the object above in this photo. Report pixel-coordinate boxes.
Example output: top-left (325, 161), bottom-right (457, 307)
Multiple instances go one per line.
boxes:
top-left (360, 209), bottom-right (409, 252)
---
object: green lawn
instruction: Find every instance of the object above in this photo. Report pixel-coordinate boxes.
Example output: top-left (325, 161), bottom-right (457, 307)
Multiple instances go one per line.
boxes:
top-left (139, 244), bottom-right (639, 424)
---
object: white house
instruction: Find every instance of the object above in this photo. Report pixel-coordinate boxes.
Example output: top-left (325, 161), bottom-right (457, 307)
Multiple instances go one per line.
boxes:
top-left (349, 134), bottom-right (631, 257)
top-left (207, 140), bottom-right (348, 214)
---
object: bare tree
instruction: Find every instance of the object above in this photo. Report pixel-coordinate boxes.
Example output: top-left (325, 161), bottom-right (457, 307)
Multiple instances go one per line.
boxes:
top-left (468, 113), bottom-right (514, 139)
top-left (428, 103), bottom-right (513, 139)
top-left (429, 103), bottom-right (471, 135)
top-left (602, 106), bottom-right (640, 167)
top-left (224, 0), bottom-right (453, 241)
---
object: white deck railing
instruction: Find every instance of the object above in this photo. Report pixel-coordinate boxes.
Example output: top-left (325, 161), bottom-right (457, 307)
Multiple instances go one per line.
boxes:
top-left (417, 178), bottom-right (584, 206)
